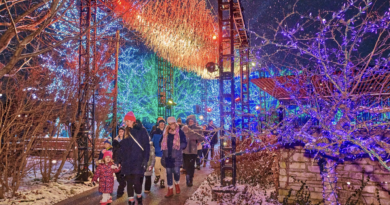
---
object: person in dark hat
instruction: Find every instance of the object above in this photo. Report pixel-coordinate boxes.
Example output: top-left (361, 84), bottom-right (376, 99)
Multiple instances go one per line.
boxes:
top-left (98, 139), bottom-right (113, 161)
top-left (113, 127), bottom-right (126, 198)
top-left (151, 119), bottom-right (166, 188)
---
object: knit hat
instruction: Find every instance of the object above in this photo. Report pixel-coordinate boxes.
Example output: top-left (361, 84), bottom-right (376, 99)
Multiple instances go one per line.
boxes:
top-left (158, 119), bottom-right (166, 124)
top-left (167, 116), bottom-right (177, 124)
top-left (103, 151), bottom-right (113, 159)
top-left (177, 118), bottom-right (182, 123)
top-left (186, 115), bottom-right (197, 124)
top-left (124, 111), bottom-right (136, 122)
top-left (104, 139), bottom-right (111, 145)
top-left (157, 116), bottom-right (164, 122)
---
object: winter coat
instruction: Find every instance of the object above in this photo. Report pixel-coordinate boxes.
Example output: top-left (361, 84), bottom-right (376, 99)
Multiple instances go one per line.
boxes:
top-left (92, 162), bottom-right (121, 193)
top-left (118, 122), bottom-right (150, 175)
top-left (151, 128), bottom-right (164, 157)
top-left (182, 125), bottom-right (205, 155)
top-left (150, 124), bottom-right (158, 136)
top-left (145, 141), bottom-right (156, 176)
top-left (206, 125), bottom-right (218, 145)
top-left (112, 136), bottom-right (123, 164)
top-left (160, 129), bottom-right (187, 168)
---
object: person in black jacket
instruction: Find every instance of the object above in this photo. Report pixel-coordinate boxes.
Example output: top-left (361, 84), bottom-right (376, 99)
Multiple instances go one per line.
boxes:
top-left (112, 127), bottom-right (125, 198)
top-left (118, 112), bottom-right (150, 205)
top-left (150, 116), bottom-right (164, 135)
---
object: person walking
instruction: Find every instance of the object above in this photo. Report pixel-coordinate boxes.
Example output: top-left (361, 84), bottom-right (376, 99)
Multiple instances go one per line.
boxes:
top-left (92, 151), bottom-right (121, 205)
top-left (142, 140), bottom-right (155, 193)
top-left (177, 118), bottom-right (183, 129)
top-left (182, 115), bottom-right (205, 187)
top-left (98, 139), bottom-right (112, 161)
top-left (118, 112), bottom-right (150, 205)
top-left (150, 116), bottom-right (164, 135)
top-left (204, 120), bottom-right (218, 167)
top-left (113, 127), bottom-right (126, 198)
top-left (160, 117), bottom-right (187, 198)
top-left (151, 119), bottom-right (166, 188)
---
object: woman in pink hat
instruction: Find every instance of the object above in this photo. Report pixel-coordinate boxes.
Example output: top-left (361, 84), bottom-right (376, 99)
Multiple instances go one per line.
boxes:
top-left (117, 111), bottom-right (150, 205)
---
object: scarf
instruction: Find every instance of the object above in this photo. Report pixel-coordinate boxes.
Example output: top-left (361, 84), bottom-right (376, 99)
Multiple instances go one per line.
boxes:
top-left (161, 125), bottom-right (180, 150)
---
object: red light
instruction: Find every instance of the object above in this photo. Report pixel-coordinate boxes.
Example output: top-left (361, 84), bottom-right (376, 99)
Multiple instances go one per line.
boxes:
top-left (235, 97), bottom-right (240, 102)
top-left (207, 108), bottom-right (212, 112)
top-left (212, 35), bottom-right (217, 40)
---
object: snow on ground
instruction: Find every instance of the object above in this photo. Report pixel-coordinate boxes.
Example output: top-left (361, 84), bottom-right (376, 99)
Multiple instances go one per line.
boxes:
top-left (0, 158), bottom-right (96, 205)
top-left (185, 174), bottom-right (281, 205)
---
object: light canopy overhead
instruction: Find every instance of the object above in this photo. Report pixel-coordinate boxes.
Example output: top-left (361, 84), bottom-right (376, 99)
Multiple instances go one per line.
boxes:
top-left (112, 0), bottom-right (219, 77)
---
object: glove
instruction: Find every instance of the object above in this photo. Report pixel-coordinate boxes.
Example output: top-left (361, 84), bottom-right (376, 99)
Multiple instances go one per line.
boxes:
top-left (141, 161), bottom-right (147, 170)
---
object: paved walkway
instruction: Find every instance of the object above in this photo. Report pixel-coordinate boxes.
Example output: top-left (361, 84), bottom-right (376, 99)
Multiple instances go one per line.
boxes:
top-left (55, 166), bottom-right (213, 205)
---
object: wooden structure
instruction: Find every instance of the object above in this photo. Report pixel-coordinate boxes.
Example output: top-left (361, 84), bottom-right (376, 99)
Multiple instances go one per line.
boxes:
top-left (157, 57), bottom-right (174, 120)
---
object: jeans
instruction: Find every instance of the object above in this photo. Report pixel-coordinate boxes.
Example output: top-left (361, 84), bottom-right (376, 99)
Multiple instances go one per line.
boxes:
top-left (166, 166), bottom-right (181, 187)
top-left (196, 150), bottom-right (203, 166)
top-left (183, 154), bottom-right (197, 178)
top-left (125, 174), bottom-right (143, 197)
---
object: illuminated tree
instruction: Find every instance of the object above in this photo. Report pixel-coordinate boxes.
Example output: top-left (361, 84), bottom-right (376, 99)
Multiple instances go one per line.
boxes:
top-left (250, 0), bottom-right (390, 202)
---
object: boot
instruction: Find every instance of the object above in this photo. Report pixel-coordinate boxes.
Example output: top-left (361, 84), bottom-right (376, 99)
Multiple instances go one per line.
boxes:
top-left (154, 175), bottom-right (160, 184)
top-left (160, 179), bottom-right (165, 188)
top-left (189, 176), bottom-right (193, 187)
top-left (136, 196), bottom-right (143, 205)
top-left (175, 183), bottom-right (181, 194)
top-left (196, 165), bottom-right (200, 170)
top-left (186, 175), bottom-right (191, 187)
top-left (165, 188), bottom-right (174, 198)
top-left (128, 200), bottom-right (135, 205)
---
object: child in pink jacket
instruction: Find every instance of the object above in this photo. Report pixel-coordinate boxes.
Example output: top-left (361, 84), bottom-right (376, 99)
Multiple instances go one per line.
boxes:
top-left (92, 151), bottom-right (121, 205)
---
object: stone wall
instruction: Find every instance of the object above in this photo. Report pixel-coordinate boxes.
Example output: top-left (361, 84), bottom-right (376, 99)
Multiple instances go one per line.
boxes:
top-left (278, 146), bottom-right (390, 205)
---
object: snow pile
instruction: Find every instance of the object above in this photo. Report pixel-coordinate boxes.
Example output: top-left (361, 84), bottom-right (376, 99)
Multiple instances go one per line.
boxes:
top-left (185, 174), bottom-right (280, 205)
top-left (0, 160), bottom-right (96, 205)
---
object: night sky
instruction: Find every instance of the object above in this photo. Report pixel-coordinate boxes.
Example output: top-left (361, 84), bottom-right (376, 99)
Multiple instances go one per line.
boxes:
top-left (207, 0), bottom-right (390, 46)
